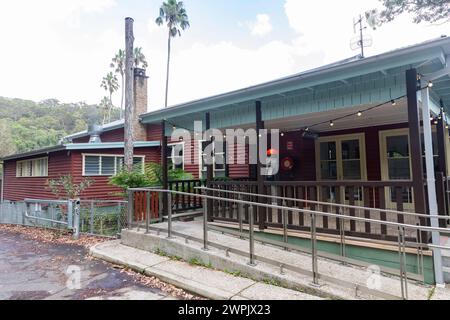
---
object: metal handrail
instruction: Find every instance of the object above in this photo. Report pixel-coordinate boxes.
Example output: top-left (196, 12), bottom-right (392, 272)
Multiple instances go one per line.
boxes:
top-left (127, 187), bottom-right (450, 300)
top-left (197, 186), bottom-right (449, 222)
top-left (129, 187), bottom-right (450, 234)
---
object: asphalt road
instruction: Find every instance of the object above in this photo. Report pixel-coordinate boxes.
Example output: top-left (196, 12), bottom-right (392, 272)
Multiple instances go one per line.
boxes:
top-left (0, 230), bottom-right (177, 300)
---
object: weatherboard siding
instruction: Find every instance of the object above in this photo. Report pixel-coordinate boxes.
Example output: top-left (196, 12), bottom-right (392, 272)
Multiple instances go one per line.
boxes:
top-left (71, 148), bottom-right (161, 200)
top-left (3, 147), bottom-right (161, 202)
top-left (3, 151), bottom-right (72, 201)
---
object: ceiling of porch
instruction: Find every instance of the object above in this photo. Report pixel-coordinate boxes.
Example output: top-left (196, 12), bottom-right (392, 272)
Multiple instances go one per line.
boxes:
top-left (263, 98), bottom-right (412, 133)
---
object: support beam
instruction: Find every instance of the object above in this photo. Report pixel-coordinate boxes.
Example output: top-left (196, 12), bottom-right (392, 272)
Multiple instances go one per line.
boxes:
top-left (421, 86), bottom-right (445, 285)
top-left (205, 112), bottom-right (214, 222)
top-left (406, 69), bottom-right (427, 217)
top-left (256, 101), bottom-right (266, 230)
top-left (436, 103), bottom-right (448, 228)
top-left (161, 120), bottom-right (168, 216)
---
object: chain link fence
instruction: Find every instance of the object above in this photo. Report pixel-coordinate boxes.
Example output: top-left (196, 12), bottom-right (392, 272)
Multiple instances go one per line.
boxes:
top-left (79, 200), bottom-right (128, 238)
top-left (0, 199), bottom-right (128, 238)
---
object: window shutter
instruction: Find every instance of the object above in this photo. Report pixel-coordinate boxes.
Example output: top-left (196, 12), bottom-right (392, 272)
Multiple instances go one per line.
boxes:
top-left (85, 156), bottom-right (100, 175)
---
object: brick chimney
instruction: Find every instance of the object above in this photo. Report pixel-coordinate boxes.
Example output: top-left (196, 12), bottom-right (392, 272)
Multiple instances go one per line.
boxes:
top-left (133, 68), bottom-right (148, 141)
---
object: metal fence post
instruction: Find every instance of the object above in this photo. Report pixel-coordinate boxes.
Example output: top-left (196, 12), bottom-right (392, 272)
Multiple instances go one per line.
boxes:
top-left (282, 200), bottom-right (288, 247)
top-left (311, 212), bottom-right (319, 285)
top-left (146, 191), bottom-right (150, 234)
top-left (127, 190), bottom-right (133, 229)
top-left (90, 200), bottom-right (94, 234)
top-left (117, 202), bottom-right (122, 236)
top-left (203, 197), bottom-right (208, 250)
top-left (67, 200), bottom-right (73, 229)
top-left (398, 226), bottom-right (408, 300)
top-left (248, 204), bottom-right (256, 266)
top-left (73, 199), bottom-right (80, 240)
top-left (167, 192), bottom-right (173, 239)
top-left (238, 195), bottom-right (243, 239)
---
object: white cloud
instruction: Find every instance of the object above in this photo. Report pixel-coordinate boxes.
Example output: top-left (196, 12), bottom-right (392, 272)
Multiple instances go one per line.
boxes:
top-left (284, 0), bottom-right (450, 62)
top-left (247, 14), bottom-right (273, 37)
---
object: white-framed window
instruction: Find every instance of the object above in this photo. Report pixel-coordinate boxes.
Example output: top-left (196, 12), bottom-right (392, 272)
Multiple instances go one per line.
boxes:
top-left (83, 154), bottom-right (145, 176)
top-left (199, 140), bottom-right (226, 178)
top-left (167, 143), bottom-right (184, 170)
top-left (16, 157), bottom-right (48, 177)
top-left (379, 128), bottom-right (439, 207)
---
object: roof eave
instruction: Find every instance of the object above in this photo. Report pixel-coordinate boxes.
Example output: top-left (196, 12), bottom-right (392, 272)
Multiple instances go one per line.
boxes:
top-left (141, 37), bottom-right (449, 124)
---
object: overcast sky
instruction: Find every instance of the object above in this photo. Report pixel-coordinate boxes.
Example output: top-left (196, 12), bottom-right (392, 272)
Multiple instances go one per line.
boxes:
top-left (0, 0), bottom-right (448, 112)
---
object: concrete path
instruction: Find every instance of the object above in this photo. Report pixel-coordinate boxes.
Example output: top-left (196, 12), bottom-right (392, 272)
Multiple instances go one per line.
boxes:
top-left (0, 230), bottom-right (179, 300)
top-left (123, 220), bottom-right (450, 300)
top-left (90, 241), bottom-right (323, 300)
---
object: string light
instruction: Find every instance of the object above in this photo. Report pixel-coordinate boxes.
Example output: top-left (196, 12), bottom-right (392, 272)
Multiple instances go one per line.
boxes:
top-left (428, 81), bottom-right (434, 88)
top-left (357, 111), bottom-right (363, 117)
top-left (330, 120), bottom-right (334, 127)
top-left (391, 100), bottom-right (397, 106)
top-left (280, 132), bottom-right (285, 137)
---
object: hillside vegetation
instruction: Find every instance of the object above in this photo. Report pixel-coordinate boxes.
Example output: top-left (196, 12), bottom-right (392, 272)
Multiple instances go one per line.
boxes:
top-left (0, 97), bottom-right (120, 158)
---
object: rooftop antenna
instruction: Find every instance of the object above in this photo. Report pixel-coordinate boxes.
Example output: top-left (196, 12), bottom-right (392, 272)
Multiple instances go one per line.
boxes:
top-left (351, 10), bottom-right (379, 58)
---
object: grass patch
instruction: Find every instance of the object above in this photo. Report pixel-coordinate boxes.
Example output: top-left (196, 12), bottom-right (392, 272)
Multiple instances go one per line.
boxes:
top-left (188, 258), bottom-right (213, 269)
top-left (427, 287), bottom-right (436, 300)
top-left (154, 248), bottom-right (183, 261)
top-left (223, 269), bottom-right (244, 278)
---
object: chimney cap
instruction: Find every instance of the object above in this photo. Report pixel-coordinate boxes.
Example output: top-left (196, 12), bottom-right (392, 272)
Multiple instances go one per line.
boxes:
top-left (134, 68), bottom-right (148, 78)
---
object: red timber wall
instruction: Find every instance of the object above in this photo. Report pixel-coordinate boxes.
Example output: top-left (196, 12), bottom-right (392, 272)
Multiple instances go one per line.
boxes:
top-left (71, 148), bottom-right (160, 200)
top-left (3, 151), bottom-right (72, 201)
top-left (278, 122), bottom-right (409, 182)
top-left (3, 147), bottom-right (161, 202)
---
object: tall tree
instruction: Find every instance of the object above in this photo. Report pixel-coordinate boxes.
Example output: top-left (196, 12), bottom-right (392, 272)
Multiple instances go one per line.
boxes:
top-left (134, 47), bottom-right (148, 69)
top-left (378, 0), bottom-right (450, 24)
top-left (156, 0), bottom-right (190, 108)
top-left (100, 72), bottom-right (119, 123)
top-left (111, 47), bottom-right (148, 119)
top-left (99, 96), bottom-right (110, 124)
top-left (111, 49), bottom-right (126, 119)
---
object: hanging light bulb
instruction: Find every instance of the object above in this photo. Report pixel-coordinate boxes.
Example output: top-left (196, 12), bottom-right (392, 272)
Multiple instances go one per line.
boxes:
top-left (330, 120), bottom-right (334, 127)
top-left (434, 118), bottom-right (439, 125)
top-left (280, 132), bottom-right (285, 137)
top-left (357, 111), bottom-right (363, 117)
top-left (428, 81), bottom-right (434, 88)
top-left (304, 127), bottom-right (310, 132)
top-left (391, 100), bottom-right (397, 106)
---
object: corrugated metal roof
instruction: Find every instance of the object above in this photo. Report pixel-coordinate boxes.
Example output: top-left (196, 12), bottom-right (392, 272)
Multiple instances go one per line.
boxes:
top-left (1, 141), bottom-right (160, 161)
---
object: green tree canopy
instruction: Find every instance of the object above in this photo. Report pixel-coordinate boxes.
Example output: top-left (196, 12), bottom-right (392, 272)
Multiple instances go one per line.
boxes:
top-left (378, 0), bottom-right (450, 24)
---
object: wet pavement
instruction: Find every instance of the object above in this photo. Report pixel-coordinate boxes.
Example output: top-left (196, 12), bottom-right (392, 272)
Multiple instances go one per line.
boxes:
top-left (0, 230), bottom-right (178, 300)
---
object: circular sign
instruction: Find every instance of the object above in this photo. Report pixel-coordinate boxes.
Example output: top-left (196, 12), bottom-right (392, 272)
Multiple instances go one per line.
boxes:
top-left (281, 157), bottom-right (294, 171)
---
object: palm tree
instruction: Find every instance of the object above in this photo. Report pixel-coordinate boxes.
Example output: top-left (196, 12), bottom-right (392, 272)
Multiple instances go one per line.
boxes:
top-left (156, 0), bottom-right (190, 108)
top-left (100, 72), bottom-right (119, 123)
top-left (134, 47), bottom-right (148, 69)
top-left (111, 47), bottom-right (148, 119)
top-left (99, 96), bottom-right (110, 125)
top-left (110, 49), bottom-right (125, 119)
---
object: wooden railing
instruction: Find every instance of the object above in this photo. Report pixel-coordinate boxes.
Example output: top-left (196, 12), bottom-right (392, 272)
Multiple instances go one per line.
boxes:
top-left (168, 180), bottom-right (205, 213)
top-left (207, 180), bottom-right (430, 242)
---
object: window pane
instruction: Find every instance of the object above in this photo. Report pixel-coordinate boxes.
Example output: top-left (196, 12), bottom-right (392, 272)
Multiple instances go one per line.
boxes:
top-left (390, 187), bottom-right (413, 203)
top-left (116, 157), bottom-right (124, 172)
top-left (320, 142), bottom-right (336, 161)
top-left (85, 156), bottom-right (100, 175)
top-left (341, 140), bottom-right (360, 160)
top-left (133, 157), bottom-right (143, 172)
top-left (345, 187), bottom-right (363, 201)
top-left (342, 160), bottom-right (361, 180)
top-left (101, 157), bottom-right (115, 175)
top-left (388, 158), bottom-right (411, 180)
top-left (320, 161), bottom-right (337, 180)
top-left (387, 135), bottom-right (409, 158)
